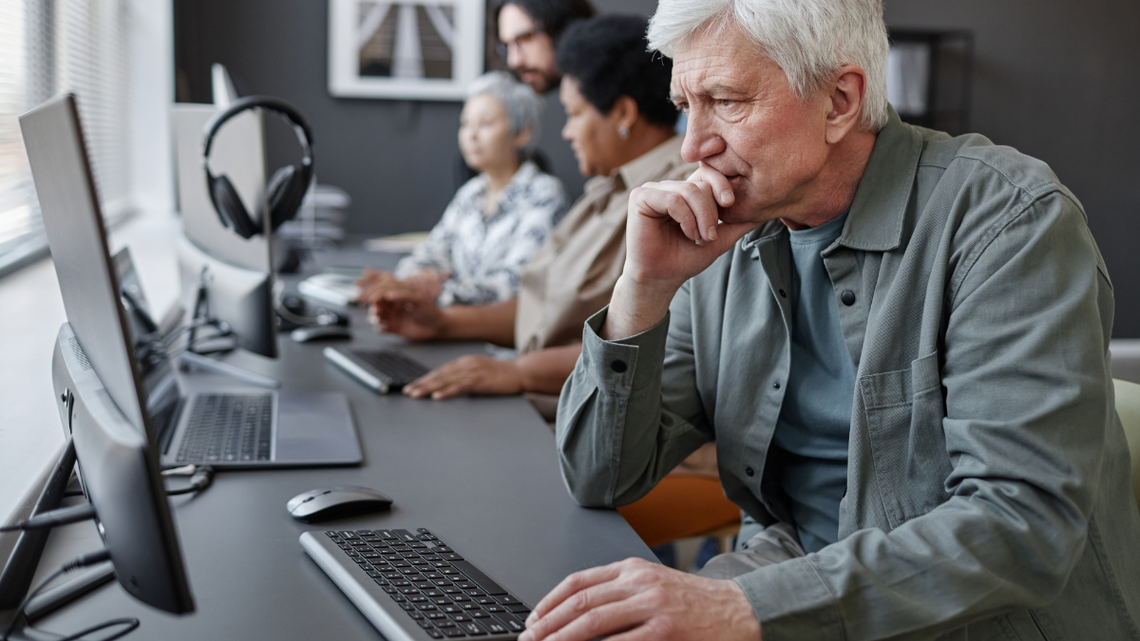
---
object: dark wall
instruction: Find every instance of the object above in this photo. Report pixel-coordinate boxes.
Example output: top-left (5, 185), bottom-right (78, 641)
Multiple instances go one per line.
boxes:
top-left (883, 0), bottom-right (1140, 335)
top-left (174, 0), bottom-right (1140, 336)
top-left (173, 0), bottom-right (658, 236)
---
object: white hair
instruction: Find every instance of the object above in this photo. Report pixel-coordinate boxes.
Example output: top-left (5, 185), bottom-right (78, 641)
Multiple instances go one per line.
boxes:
top-left (466, 71), bottom-right (543, 146)
top-left (647, 0), bottom-right (890, 132)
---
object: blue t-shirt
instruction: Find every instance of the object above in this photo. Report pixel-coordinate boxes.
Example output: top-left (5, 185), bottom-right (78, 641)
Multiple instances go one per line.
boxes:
top-left (769, 212), bottom-right (855, 553)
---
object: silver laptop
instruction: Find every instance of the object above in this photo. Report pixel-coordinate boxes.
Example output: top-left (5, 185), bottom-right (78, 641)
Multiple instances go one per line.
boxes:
top-left (22, 93), bottom-right (362, 469)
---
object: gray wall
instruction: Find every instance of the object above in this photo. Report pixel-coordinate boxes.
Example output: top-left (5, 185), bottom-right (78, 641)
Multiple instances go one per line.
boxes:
top-left (174, 0), bottom-right (1140, 336)
top-left (882, 0), bottom-right (1140, 337)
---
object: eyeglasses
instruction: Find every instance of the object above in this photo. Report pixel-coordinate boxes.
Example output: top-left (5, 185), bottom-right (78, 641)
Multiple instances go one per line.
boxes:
top-left (496, 29), bottom-right (541, 58)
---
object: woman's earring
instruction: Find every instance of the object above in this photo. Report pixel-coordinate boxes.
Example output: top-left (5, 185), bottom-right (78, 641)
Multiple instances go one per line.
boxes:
top-left (618, 126), bottom-right (629, 139)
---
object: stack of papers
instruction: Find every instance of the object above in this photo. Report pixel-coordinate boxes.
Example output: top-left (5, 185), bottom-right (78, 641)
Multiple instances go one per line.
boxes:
top-left (363, 232), bottom-right (430, 253)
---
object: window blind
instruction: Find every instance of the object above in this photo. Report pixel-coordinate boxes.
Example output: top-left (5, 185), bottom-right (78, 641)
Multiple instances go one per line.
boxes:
top-left (0, 0), bottom-right (131, 275)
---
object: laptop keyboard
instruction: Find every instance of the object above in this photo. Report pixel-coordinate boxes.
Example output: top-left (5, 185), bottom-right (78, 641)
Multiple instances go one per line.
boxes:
top-left (354, 349), bottom-right (430, 387)
top-left (329, 528), bottom-right (530, 638)
top-left (176, 393), bottom-right (273, 463)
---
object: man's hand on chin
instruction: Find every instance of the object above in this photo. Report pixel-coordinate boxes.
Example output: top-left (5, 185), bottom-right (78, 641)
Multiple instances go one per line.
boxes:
top-left (605, 163), bottom-right (759, 341)
top-left (518, 558), bottom-right (762, 641)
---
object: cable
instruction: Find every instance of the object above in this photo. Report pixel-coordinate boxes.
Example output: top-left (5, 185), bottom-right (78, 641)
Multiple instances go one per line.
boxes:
top-left (1, 550), bottom-right (122, 641)
top-left (56, 618), bottom-right (138, 641)
top-left (164, 466), bottom-right (214, 496)
top-left (0, 504), bottom-right (96, 533)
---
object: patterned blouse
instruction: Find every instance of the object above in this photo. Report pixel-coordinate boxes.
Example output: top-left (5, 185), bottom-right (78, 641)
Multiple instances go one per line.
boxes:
top-left (395, 161), bottom-right (567, 306)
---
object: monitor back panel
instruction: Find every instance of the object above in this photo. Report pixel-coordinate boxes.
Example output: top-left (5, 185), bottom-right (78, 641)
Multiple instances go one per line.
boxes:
top-left (172, 103), bottom-right (273, 273)
top-left (21, 94), bottom-right (149, 434)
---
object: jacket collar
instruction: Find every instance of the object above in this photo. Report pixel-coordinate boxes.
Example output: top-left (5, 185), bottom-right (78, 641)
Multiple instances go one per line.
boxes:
top-left (741, 107), bottom-right (922, 255)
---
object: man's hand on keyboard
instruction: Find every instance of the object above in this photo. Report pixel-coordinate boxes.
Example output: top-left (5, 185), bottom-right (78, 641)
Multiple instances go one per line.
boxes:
top-left (403, 355), bottom-right (523, 400)
top-left (519, 557), bottom-right (761, 641)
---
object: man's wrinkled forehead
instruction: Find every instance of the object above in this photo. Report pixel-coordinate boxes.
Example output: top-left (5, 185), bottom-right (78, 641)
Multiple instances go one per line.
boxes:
top-left (668, 24), bottom-right (768, 101)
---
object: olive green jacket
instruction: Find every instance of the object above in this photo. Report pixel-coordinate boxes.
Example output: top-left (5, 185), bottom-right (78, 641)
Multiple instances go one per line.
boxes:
top-left (556, 110), bottom-right (1140, 640)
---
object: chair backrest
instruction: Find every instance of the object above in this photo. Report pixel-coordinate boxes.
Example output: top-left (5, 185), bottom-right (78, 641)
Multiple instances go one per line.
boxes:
top-left (1113, 379), bottom-right (1140, 514)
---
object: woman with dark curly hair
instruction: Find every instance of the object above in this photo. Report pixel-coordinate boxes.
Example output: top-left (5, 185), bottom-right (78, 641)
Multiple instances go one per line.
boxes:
top-left (371, 15), bottom-right (692, 409)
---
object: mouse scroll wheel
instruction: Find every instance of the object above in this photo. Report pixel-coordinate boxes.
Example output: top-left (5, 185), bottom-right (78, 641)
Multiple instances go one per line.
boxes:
top-left (302, 496), bottom-right (315, 503)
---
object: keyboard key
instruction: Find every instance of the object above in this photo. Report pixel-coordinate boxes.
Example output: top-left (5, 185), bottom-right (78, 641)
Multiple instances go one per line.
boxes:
top-left (459, 621), bottom-right (486, 635)
top-left (426, 630), bottom-right (444, 639)
top-left (484, 621), bottom-right (508, 634)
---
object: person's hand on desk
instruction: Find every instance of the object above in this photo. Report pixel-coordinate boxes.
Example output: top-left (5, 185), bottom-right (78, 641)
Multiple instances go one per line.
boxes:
top-left (403, 355), bottom-right (522, 399)
top-left (356, 268), bottom-right (403, 305)
top-left (518, 557), bottom-right (761, 641)
top-left (356, 268), bottom-right (447, 305)
top-left (371, 290), bottom-right (446, 341)
top-left (402, 269), bottom-right (448, 299)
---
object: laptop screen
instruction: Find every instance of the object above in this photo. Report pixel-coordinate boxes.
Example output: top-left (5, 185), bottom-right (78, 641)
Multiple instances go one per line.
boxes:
top-left (113, 247), bottom-right (182, 450)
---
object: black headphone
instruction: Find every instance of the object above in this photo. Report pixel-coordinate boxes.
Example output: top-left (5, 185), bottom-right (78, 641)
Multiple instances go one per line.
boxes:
top-left (203, 96), bottom-right (314, 239)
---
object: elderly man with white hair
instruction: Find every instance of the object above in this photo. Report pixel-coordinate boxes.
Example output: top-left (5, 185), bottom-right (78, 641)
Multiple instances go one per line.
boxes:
top-left (520, 0), bottom-right (1140, 640)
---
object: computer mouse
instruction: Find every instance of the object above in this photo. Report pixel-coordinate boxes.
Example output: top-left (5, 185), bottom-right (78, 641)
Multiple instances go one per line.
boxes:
top-left (287, 486), bottom-right (393, 523)
top-left (291, 324), bottom-right (351, 343)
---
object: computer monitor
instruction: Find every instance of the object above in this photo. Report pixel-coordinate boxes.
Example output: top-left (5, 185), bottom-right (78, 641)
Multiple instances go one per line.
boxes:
top-left (211, 63), bottom-right (240, 108)
top-left (18, 92), bottom-right (195, 615)
top-left (171, 102), bottom-right (281, 358)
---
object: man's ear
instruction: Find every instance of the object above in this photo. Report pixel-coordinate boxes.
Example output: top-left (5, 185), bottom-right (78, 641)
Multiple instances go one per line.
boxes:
top-left (825, 65), bottom-right (867, 144)
top-left (514, 125), bottom-right (534, 149)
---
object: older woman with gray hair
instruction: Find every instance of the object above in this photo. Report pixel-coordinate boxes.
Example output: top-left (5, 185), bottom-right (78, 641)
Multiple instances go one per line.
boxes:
top-left (521, 0), bottom-right (1140, 640)
top-left (358, 71), bottom-right (566, 307)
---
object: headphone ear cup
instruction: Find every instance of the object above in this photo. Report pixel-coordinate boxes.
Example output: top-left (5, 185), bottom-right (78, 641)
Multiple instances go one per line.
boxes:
top-left (209, 173), bottom-right (259, 239)
top-left (265, 164), bottom-right (307, 231)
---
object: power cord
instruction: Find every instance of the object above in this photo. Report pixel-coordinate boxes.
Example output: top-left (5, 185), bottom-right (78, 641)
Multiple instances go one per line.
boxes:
top-left (161, 465), bottom-right (215, 496)
top-left (0, 505), bottom-right (96, 533)
top-left (1, 549), bottom-right (138, 641)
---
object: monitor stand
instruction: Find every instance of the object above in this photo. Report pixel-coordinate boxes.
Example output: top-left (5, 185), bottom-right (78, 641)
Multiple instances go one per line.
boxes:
top-left (0, 441), bottom-right (113, 641)
top-left (176, 270), bottom-right (280, 389)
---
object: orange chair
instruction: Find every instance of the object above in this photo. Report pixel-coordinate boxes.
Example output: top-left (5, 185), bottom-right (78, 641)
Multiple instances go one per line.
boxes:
top-left (617, 474), bottom-right (741, 549)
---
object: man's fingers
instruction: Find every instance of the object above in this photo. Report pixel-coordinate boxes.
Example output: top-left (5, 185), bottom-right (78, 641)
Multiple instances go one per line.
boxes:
top-left (525, 561), bottom-right (634, 632)
top-left (632, 182), bottom-right (720, 243)
top-left (694, 161), bottom-right (735, 208)
top-left (523, 580), bottom-right (652, 641)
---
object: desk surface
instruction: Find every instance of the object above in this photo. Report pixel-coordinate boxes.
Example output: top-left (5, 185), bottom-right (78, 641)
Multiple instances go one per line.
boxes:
top-left (22, 242), bottom-right (653, 639)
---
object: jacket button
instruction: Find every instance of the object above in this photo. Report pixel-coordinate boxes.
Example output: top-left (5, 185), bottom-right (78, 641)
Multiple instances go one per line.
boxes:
top-left (841, 290), bottom-right (856, 306)
top-left (772, 382), bottom-right (780, 390)
top-left (745, 467), bottom-right (755, 477)
top-left (610, 360), bottom-right (627, 373)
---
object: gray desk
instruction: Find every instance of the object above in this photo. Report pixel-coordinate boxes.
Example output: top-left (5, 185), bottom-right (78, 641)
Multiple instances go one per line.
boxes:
top-left (27, 307), bottom-right (654, 639)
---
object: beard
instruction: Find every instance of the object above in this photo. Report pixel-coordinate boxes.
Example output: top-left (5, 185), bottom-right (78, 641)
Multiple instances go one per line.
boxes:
top-left (511, 66), bottom-right (560, 95)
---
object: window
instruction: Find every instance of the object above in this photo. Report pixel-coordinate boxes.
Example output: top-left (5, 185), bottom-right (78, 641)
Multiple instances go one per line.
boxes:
top-left (0, 0), bottom-right (132, 276)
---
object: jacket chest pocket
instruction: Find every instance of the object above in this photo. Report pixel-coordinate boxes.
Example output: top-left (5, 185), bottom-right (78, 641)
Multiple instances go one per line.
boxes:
top-left (858, 351), bottom-right (953, 529)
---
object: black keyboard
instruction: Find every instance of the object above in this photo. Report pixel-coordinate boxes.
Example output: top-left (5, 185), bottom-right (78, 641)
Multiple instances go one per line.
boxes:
top-left (354, 349), bottom-right (430, 387)
top-left (175, 393), bottom-right (272, 463)
top-left (321, 528), bottom-right (530, 639)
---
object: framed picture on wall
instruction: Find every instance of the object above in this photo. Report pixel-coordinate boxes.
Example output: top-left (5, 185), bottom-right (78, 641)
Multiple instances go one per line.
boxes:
top-left (328, 0), bottom-right (485, 100)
